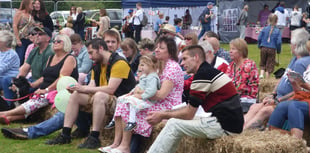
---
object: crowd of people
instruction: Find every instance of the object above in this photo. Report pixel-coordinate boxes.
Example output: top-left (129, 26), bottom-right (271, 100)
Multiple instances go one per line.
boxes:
top-left (2, 0), bottom-right (310, 152)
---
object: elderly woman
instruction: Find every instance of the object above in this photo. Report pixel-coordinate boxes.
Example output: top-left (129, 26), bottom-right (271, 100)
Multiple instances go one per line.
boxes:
top-left (0, 34), bottom-right (78, 124)
top-left (94, 8), bottom-right (110, 38)
top-left (184, 32), bottom-right (198, 46)
top-left (120, 38), bottom-right (141, 74)
top-left (244, 28), bottom-right (310, 130)
top-left (13, 0), bottom-right (35, 65)
top-left (0, 31), bottom-right (20, 92)
top-left (258, 14), bottom-right (282, 79)
top-left (99, 36), bottom-right (184, 153)
top-left (226, 38), bottom-right (259, 113)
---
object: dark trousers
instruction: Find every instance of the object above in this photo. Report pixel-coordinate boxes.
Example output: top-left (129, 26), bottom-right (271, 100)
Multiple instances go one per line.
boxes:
top-left (134, 25), bottom-right (142, 43)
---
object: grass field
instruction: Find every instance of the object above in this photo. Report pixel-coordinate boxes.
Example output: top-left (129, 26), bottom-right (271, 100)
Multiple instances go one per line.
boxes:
top-left (0, 43), bottom-right (293, 153)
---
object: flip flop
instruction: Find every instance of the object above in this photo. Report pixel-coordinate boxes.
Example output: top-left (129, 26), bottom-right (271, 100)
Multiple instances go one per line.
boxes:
top-left (0, 115), bottom-right (10, 125)
top-left (98, 146), bottom-right (112, 153)
top-left (110, 148), bottom-right (124, 153)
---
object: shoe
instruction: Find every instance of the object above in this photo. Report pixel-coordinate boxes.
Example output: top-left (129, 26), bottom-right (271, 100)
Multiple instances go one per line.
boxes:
top-left (77, 135), bottom-right (101, 149)
top-left (71, 128), bottom-right (89, 139)
top-left (124, 122), bottom-right (137, 131)
top-left (0, 115), bottom-right (10, 125)
top-left (1, 128), bottom-right (28, 140)
top-left (98, 146), bottom-right (112, 152)
top-left (45, 133), bottom-right (71, 145)
top-left (259, 75), bottom-right (264, 79)
top-left (104, 121), bottom-right (115, 129)
top-left (110, 148), bottom-right (124, 153)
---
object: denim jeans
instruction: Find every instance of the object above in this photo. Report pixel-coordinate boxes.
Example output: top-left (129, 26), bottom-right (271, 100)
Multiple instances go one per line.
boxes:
top-left (27, 111), bottom-right (92, 139)
top-left (148, 117), bottom-right (225, 153)
top-left (16, 38), bottom-right (32, 66)
top-left (268, 100), bottom-right (309, 130)
top-left (198, 23), bottom-right (211, 40)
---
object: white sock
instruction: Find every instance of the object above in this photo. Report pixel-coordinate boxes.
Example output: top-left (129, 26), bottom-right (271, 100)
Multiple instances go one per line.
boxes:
top-left (128, 105), bottom-right (137, 123)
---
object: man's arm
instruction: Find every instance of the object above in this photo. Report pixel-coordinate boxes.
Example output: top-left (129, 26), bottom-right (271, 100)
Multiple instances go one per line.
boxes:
top-left (146, 104), bottom-right (198, 125)
top-left (18, 63), bottom-right (31, 77)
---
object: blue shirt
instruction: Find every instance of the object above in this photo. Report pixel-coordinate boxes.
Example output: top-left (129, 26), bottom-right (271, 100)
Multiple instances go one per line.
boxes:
top-left (76, 45), bottom-right (93, 73)
top-left (154, 18), bottom-right (162, 32)
top-left (0, 49), bottom-right (19, 78)
top-left (276, 56), bottom-right (310, 97)
top-left (175, 25), bottom-right (181, 33)
top-left (215, 48), bottom-right (232, 63)
top-left (258, 25), bottom-right (282, 53)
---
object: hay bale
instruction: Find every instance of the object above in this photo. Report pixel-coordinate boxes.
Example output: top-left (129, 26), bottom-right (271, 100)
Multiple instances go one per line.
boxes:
top-left (258, 78), bottom-right (278, 102)
top-left (140, 124), bottom-right (307, 153)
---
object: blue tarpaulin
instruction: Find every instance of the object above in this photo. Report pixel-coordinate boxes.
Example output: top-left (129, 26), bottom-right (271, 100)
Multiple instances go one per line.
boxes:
top-left (122, 0), bottom-right (216, 8)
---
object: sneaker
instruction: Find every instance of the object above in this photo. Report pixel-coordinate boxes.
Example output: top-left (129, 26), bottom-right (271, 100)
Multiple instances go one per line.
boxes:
top-left (124, 122), bottom-right (137, 131)
top-left (71, 128), bottom-right (89, 139)
top-left (259, 75), bottom-right (264, 79)
top-left (77, 135), bottom-right (101, 149)
top-left (104, 121), bottom-right (115, 129)
top-left (45, 133), bottom-right (71, 145)
top-left (1, 128), bottom-right (28, 140)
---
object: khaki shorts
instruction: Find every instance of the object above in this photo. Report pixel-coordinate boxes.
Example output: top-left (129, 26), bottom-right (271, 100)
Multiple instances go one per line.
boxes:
top-left (80, 93), bottom-right (117, 116)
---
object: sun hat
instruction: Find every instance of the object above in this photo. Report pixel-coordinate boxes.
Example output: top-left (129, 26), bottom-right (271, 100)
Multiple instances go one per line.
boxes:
top-left (161, 24), bottom-right (176, 35)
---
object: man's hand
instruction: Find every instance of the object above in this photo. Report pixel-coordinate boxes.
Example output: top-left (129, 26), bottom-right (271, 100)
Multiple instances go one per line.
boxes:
top-left (146, 111), bottom-right (163, 125)
top-left (67, 83), bottom-right (85, 93)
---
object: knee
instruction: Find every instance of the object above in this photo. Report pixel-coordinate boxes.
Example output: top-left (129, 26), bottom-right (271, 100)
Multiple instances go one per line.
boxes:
top-left (92, 92), bottom-right (109, 105)
top-left (248, 103), bottom-right (263, 112)
top-left (259, 106), bottom-right (274, 116)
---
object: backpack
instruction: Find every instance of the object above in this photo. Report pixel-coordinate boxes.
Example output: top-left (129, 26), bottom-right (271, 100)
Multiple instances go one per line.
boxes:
top-left (139, 12), bottom-right (148, 27)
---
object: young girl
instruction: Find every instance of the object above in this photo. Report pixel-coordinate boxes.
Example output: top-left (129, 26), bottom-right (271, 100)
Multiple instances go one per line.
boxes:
top-left (105, 54), bottom-right (160, 131)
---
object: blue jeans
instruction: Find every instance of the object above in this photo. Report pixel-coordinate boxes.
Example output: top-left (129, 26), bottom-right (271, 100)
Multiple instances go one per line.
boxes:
top-left (268, 100), bottom-right (309, 130)
top-left (16, 38), bottom-right (32, 66)
top-left (198, 23), bottom-right (211, 40)
top-left (27, 111), bottom-right (92, 139)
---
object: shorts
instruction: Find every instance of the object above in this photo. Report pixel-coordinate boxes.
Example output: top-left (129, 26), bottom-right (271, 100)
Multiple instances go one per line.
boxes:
top-left (260, 46), bottom-right (276, 73)
top-left (80, 93), bottom-right (117, 116)
top-left (22, 95), bottom-right (50, 118)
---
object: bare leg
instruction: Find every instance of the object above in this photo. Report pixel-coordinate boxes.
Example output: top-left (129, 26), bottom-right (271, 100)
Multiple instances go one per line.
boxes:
top-left (110, 116), bottom-right (123, 148)
top-left (115, 121), bottom-right (132, 153)
top-left (269, 125), bottom-right (290, 135)
top-left (63, 91), bottom-right (89, 128)
top-left (6, 115), bottom-right (25, 122)
top-left (260, 69), bottom-right (265, 78)
top-left (244, 105), bottom-right (274, 129)
top-left (0, 105), bottom-right (27, 117)
top-left (92, 92), bottom-right (109, 131)
top-left (291, 128), bottom-right (303, 139)
top-left (244, 103), bottom-right (264, 127)
top-left (265, 72), bottom-right (270, 79)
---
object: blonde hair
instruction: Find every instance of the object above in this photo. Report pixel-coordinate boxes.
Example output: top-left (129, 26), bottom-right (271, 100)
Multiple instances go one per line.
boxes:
top-left (229, 38), bottom-right (248, 58)
top-left (139, 54), bottom-right (158, 71)
top-left (268, 13), bottom-right (278, 26)
top-left (184, 33), bottom-right (198, 45)
top-left (53, 34), bottom-right (72, 53)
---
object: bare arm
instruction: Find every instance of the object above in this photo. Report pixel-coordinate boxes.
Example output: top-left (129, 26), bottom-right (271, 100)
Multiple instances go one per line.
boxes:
top-left (18, 62), bottom-right (31, 77)
top-left (13, 11), bottom-right (22, 46)
top-left (150, 80), bottom-right (174, 101)
top-left (146, 104), bottom-right (198, 125)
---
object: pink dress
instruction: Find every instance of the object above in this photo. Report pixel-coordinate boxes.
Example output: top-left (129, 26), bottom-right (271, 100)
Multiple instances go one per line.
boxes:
top-left (114, 59), bottom-right (184, 137)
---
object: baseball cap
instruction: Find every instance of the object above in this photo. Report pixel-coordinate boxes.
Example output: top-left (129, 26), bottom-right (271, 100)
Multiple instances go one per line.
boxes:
top-left (207, 2), bottom-right (214, 6)
top-left (128, 9), bottom-right (133, 13)
top-left (33, 26), bottom-right (52, 38)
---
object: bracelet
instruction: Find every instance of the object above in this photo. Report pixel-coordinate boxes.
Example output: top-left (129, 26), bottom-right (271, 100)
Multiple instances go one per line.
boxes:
top-left (274, 97), bottom-right (280, 105)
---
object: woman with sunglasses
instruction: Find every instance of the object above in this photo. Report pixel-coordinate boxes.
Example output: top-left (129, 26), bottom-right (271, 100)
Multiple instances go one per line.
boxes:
top-left (0, 34), bottom-right (78, 125)
top-left (184, 32), bottom-right (198, 46)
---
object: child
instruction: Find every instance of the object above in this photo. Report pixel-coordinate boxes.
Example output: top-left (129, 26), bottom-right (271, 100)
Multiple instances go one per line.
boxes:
top-left (105, 54), bottom-right (160, 131)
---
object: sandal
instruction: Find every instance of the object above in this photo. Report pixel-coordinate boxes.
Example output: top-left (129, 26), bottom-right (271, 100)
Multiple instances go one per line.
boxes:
top-left (98, 146), bottom-right (112, 153)
top-left (0, 115), bottom-right (10, 125)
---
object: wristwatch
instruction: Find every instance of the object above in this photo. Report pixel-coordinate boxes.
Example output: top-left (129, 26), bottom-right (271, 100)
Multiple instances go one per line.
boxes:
top-left (45, 88), bottom-right (49, 92)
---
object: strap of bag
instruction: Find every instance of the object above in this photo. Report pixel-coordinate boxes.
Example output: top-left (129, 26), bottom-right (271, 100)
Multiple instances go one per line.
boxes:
top-left (19, 15), bottom-right (32, 35)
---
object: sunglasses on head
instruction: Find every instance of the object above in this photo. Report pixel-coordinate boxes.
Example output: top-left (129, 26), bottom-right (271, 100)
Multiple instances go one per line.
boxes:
top-left (53, 40), bottom-right (63, 44)
top-left (184, 37), bottom-right (192, 40)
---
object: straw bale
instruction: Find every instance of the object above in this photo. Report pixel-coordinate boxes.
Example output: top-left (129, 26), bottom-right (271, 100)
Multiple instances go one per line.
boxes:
top-left (258, 78), bottom-right (278, 102)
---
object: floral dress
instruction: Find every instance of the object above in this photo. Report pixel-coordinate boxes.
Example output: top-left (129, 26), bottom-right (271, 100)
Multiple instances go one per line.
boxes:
top-left (226, 58), bottom-right (259, 99)
top-left (114, 59), bottom-right (184, 137)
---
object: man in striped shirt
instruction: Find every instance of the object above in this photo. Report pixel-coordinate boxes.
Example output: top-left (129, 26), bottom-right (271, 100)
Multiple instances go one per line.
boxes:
top-left (146, 45), bottom-right (244, 153)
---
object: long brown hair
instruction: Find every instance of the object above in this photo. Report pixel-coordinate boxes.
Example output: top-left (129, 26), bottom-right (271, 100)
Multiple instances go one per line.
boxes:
top-left (31, 0), bottom-right (47, 20)
top-left (121, 38), bottom-right (138, 64)
top-left (100, 8), bottom-right (107, 17)
top-left (19, 0), bottom-right (33, 13)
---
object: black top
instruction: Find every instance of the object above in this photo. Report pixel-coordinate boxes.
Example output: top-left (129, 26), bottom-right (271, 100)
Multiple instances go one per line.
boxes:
top-left (74, 12), bottom-right (85, 32)
top-left (40, 54), bottom-right (78, 89)
top-left (34, 14), bottom-right (54, 32)
top-left (127, 53), bottom-right (141, 74)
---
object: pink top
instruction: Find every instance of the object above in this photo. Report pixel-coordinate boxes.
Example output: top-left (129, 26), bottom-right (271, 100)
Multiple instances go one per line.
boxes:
top-left (24, 43), bottom-right (36, 62)
top-left (114, 59), bottom-right (184, 137)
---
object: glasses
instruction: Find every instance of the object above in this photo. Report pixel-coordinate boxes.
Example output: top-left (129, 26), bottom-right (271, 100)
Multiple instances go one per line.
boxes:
top-left (53, 40), bottom-right (63, 44)
top-left (184, 37), bottom-right (192, 40)
top-left (29, 32), bottom-right (37, 36)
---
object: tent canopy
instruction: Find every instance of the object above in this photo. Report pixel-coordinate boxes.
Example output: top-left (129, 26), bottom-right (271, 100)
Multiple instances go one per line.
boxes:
top-left (122, 0), bottom-right (216, 8)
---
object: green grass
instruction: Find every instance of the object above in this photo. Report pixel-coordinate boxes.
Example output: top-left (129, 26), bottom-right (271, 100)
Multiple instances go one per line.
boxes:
top-left (221, 43), bottom-right (292, 73)
top-left (0, 43), bottom-right (293, 152)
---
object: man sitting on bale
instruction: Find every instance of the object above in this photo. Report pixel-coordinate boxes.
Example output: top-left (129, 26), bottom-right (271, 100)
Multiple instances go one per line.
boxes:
top-left (146, 45), bottom-right (244, 153)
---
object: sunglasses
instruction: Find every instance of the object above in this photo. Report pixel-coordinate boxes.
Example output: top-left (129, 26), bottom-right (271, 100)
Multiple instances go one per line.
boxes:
top-left (184, 37), bottom-right (192, 40)
top-left (53, 40), bottom-right (63, 44)
top-left (29, 32), bottom-right (37, 36)
top-left (162, 32), bottom-right (168, 35)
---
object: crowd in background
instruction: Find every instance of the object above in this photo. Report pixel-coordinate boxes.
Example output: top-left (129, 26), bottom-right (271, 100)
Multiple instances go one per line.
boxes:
top-left (2, 0), bottom-right (310, 152)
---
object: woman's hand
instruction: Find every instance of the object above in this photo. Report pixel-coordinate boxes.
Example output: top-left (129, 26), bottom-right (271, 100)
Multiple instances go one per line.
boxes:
top-left (16, 39), bottom-right (22, 47)
top-left (34, 89), bottom-right (48, 95)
